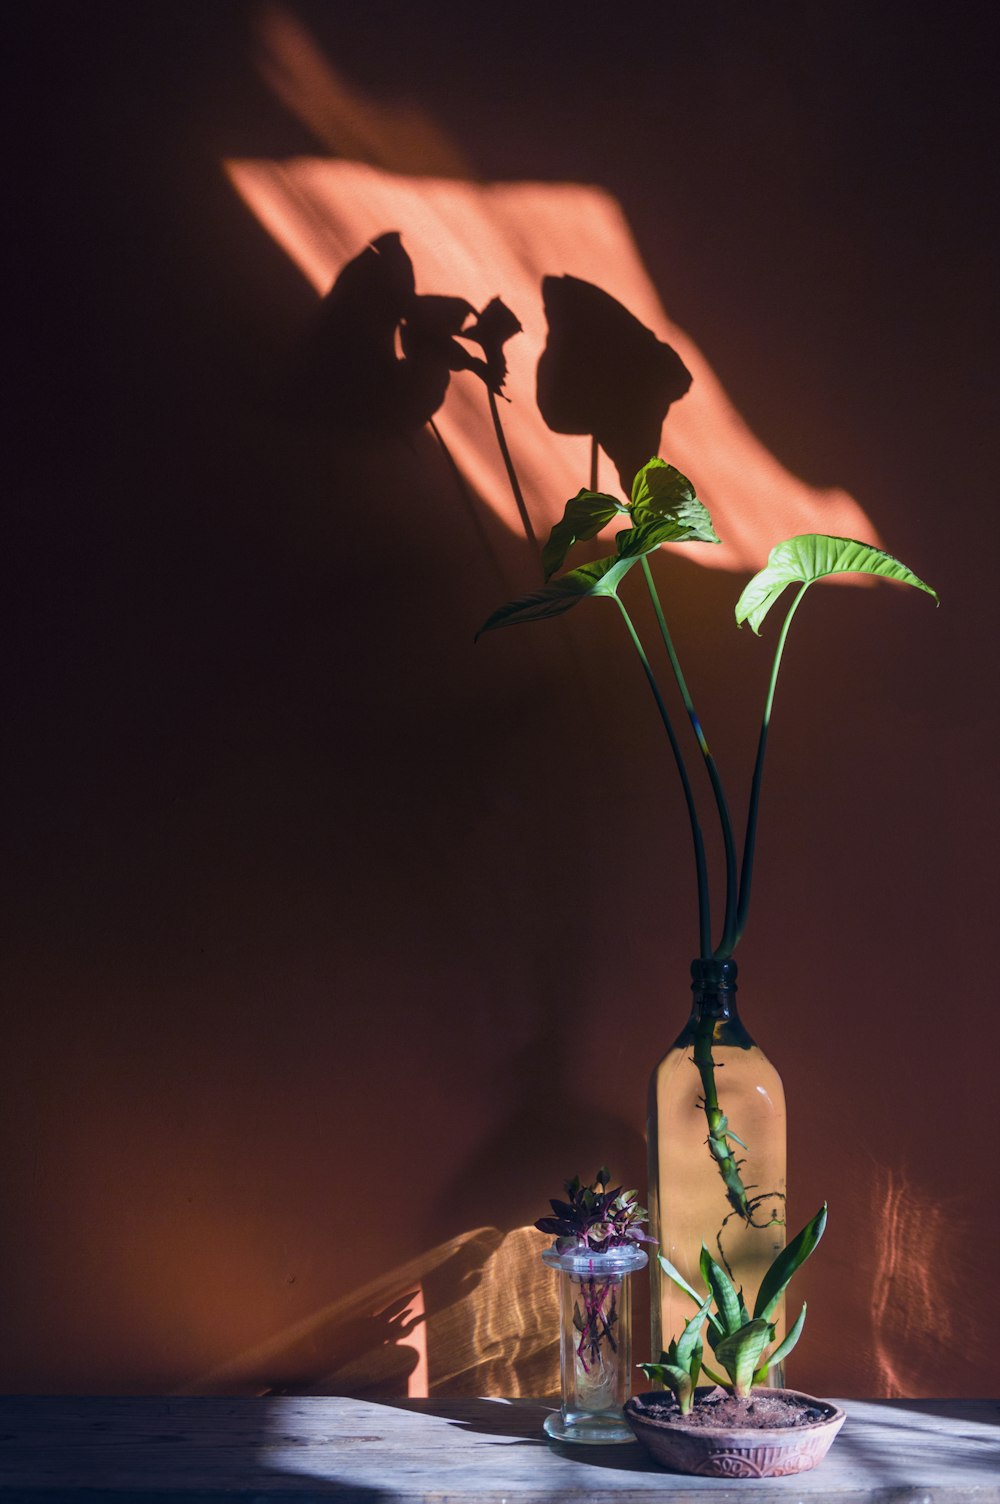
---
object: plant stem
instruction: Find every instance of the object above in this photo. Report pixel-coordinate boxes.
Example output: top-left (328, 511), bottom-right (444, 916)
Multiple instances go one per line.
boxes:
top-left (640, 556), bottom-right (739, 958)
top-left (735, 582), bottom-right (810, 944)
top-left (615, 595), bottom-right (712, 958)
top-left (590, 434), bottom-right (599, 492)
top-left (488, 389), bottom-right (538, 560)
top-left (693, 1010), bottom-right (750, 1220)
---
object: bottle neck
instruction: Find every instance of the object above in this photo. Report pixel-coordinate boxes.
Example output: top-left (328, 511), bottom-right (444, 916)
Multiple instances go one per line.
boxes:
top-left (678, 957), bottom-right (753, 1046)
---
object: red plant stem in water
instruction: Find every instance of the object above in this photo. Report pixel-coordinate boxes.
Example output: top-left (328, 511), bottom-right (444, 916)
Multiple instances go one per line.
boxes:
top-left (576, 1278), bottom-right (618, 1372)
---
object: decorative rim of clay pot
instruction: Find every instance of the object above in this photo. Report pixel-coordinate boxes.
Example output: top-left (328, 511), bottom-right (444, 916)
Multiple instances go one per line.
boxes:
top-left (624, 1388), bottom-right (846, 1479)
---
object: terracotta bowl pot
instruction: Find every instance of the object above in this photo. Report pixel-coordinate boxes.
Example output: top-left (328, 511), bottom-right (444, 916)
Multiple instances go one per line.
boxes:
top-left (624, 1388), bottom-right (846, 1478)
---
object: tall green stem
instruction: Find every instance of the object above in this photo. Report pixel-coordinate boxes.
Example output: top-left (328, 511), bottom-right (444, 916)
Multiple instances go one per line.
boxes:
top-left (488, 389), bottom-right (538, 559)
top-left (693, 1011), bottom-right (750, 1220)
top-left (615, 595), bottom-right (712, 958)
top-left (735, 582), bottom-right (810, 944)
top-left (590, 435), bottom-right (599, 493)
top-left (640, 557), bottom-right (739, 958)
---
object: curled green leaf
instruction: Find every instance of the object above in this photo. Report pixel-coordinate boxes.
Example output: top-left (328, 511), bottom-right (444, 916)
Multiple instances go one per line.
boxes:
top-left (638, 1360), bottom-right (695, 1413)
top-left (625, 458), bottom-right (720, 548)
top-left (736, 535), bottom-right (939, 635)
top-left (542, 489), bottom-right (627, 581)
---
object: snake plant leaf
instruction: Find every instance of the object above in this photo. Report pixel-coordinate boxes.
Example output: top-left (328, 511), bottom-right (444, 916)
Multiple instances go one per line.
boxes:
top-left (700, 1245), bottom-right (742, 1336)
top-left (715, 1318), bottom-right (773, 1396)
top-left (676, 1293), bottom-right (714, 1370)
top-left (476, 554), bottom-right (636, 637)
top-left (753, 1205), bottom-right (828, 1322)
top-left (627, 459), bottom-right (721, 544)
top-left (638, 1361), bottom-right (695, 1412)
top-left (756, 1302), bottom-right (808, 1381)
top-left (735, 535), bottom-right (939, 635)
top-left (541, 489), bottom-right (627, 581)
top-left (657, 1254), bottom-right (724, 1337)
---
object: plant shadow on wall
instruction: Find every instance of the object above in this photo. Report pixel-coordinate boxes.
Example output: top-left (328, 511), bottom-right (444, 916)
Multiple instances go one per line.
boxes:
top-left (289, 228), bottom-right (683, 1211)
top-left (206, 233), bottom-right (699, 1400)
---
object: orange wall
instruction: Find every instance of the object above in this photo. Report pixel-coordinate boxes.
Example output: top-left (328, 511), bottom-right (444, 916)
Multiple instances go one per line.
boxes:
top-left (5, 5), bottom-right (998, 1399)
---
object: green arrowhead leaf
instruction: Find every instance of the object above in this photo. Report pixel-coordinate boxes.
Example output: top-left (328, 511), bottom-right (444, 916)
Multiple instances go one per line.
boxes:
top-left (618, 458), bottom-right (720, 559)
top-left (735, 535), bottom-right (939, 635)
top-left (700, 1245), bottom-right (742, 1336)
top-left (753, 1205), bottom-right (827, 1322)
top-left (715, 1318), bottom-right (772, 1396)
top-left (630, 459), bottom-right (719, 537)
top-left (542, 490), bottom-right (627, 581)
top-left (476, 554), bottom-right (636, 637)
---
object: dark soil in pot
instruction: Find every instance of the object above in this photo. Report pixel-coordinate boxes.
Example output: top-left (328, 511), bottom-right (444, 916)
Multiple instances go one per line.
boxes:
top-left (631, 1386), bottom-right (830, 1429)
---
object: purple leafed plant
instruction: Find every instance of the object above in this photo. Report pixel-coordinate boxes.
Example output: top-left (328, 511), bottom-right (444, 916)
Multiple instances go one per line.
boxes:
top-left (537, 1170), bottom-right (652, 1379)
top-left (535, 1168), bottom-right (652, 1254)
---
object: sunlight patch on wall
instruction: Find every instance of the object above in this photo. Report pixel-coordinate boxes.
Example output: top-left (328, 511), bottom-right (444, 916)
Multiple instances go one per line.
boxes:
top-left (869, 1166), bottom-right (975, 1398)
top-left (182, 1226), bottom-right (557, 1400)
top-left (225, 156), bottom-right (876, 572)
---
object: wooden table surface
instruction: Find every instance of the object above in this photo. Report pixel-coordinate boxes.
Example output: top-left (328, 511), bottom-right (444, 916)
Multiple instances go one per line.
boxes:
top-left (0, 1395), bottom-right (997, 1502)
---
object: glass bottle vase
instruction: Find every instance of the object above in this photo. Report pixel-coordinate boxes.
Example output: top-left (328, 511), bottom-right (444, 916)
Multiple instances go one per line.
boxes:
top-left (647, 958), bottom-right (787, 1382)
top-left (541, 1242), bottom-right (648, 1444)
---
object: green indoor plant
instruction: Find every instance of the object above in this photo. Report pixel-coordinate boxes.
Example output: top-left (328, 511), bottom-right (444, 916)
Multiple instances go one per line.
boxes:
top-left (479, 443), bottom-right (938, 1360)
top-left (625, 1204), bottom-right (845, 1477)
top-left (641, 1202), bottom-right (827, 1408)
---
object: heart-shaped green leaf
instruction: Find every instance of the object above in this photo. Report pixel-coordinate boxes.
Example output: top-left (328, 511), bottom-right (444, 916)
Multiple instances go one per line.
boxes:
top-left (753, 1205), bottom-right (827, 1322)
top-left (735, 535), bottom-right (939, 635)
top-left (477, 554), bottom-right (637, 636)
top-left (542, 489), bottom-right (627, 580)
top-left (715, 1318), bottom-right (773, 1396)
top-left (624, 458), bottom-right (720, 550)
top-left (630, 459), bottom-right (714, 529)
